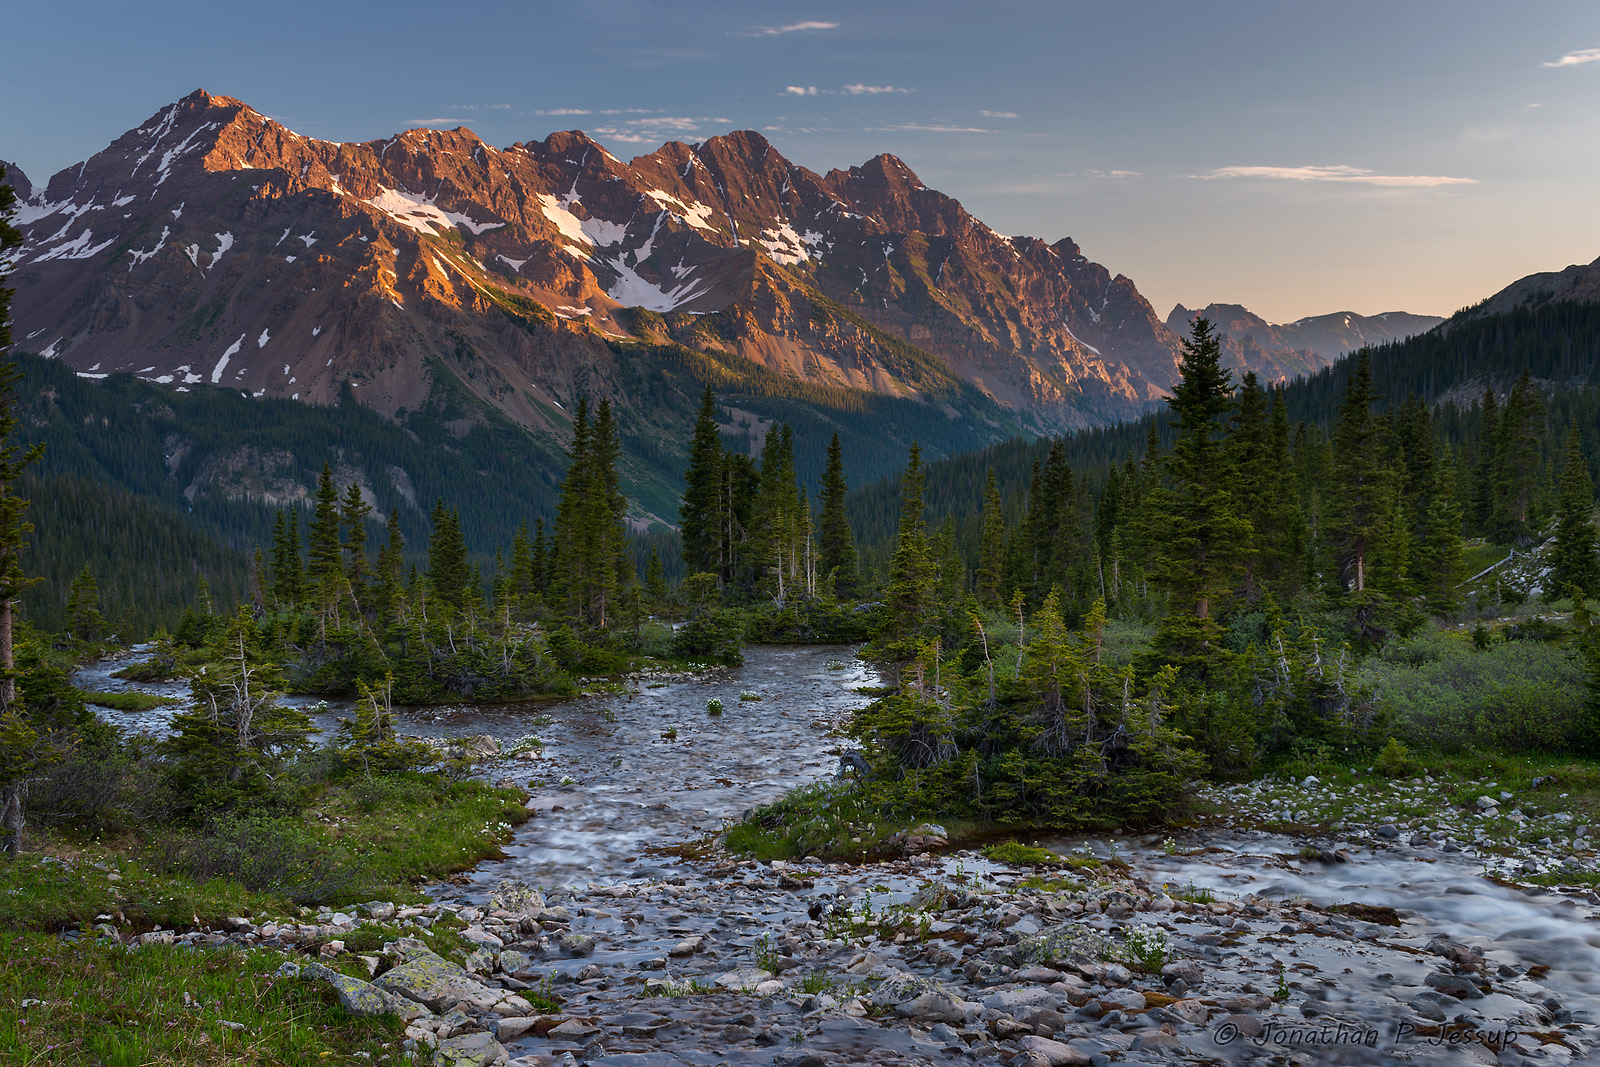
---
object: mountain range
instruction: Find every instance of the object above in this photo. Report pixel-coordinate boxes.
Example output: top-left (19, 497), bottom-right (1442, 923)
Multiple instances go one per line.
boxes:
top-left (2, 90), bottom-right (1441, 466)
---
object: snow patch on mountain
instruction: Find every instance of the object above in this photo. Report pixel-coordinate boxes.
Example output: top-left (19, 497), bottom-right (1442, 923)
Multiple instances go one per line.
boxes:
top-left (606, 257), bottom-right (710, 312)
top-left (366, 187), bottom-right (505, 236)
top-left (126, 226), bottom-right (171, 270)
top-left (536, 194), bottom-right (591, 248)
top-left (642, 190), bottom-right (717, 231)
top-left (211, 334), bottom-right (245, 383)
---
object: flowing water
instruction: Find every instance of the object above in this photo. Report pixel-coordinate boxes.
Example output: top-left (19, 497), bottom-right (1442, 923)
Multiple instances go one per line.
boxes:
top-left (74, 643), bottom-right (878, 885)
top-left (76, 645), bottom-right (1600, 1061)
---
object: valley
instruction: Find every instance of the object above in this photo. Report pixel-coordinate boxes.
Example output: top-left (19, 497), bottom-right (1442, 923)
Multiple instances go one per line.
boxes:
top-left (2, 64), bottom-right (1600, 1067)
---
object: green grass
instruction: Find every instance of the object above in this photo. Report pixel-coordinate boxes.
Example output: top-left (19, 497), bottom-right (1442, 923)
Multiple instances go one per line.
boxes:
top-left (0, 932), bottom-right (401, 1065)
top-left (5, 773), bottom-right (530, 931)
top-left (723, 781), bottom-right (905, 861)
top-left (77, 688), bottom-right (181, 712)
top-left (980, 841), bottom-right (1063, 866)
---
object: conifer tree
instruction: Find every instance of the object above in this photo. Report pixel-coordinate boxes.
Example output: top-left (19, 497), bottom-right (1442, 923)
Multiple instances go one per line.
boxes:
top-left (817, 432), bottom-right (859, 599)
top-left (508, 523), bottom-right (536, 619)
top-left (427, 499), bottom-right (471, 616)
top-left (874, 443), bottom-right (939, 675)
top-left (339, 481), bottom-right (372, 601)
top-left (1470, 385), bottom-right (1500, 536)
top-left (551, 398), bottom-right (633, 628)
top-left (754, 424), bottom-right (807, 600)
top-left (1147, 318), bottom-right (1250, 632)
top-left (679, 387), bottom-right (725, 577)
top-left (531, 518), bottom-right (550, 594)
top-left (1224, 372), bottom-right (1274, 601)
top-left (1330, 352), bottom-right (1387, 592)
top-left (372, 510), bottom-right (406, 627)
top-left (644, 545), bottom-right (669, 607)
top-left (163, 606), bottom-right (314, 810)
top-left (1413, 456), bottom-right (1466, 612)
top-left (270, 510), bottom-right (304, 607)
top-left (1550, 432), bottom-right (1600, 598)
top-left (64, 565), bottom-right (107, 641)
top-left (976, 467), bottom-right (1006, 609)
top-left (1494, 371), bottom-right (1545, 545)
top-left (0, 170), bottom-right (45, 855)
top-left (306, 463), bottom-right (344, 618)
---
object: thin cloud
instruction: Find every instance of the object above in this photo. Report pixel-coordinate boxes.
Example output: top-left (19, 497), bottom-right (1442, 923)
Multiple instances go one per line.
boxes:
top-left (592, 115), bottom-right (726, 145)
top-left (443, 104), bottom-right (512, 111)
top-left (1543, 47), bottom-right (1600, 68)
top-left (1203, 164), bottom-right (1477, 188)
top-left (406, 118), bottom-right (465, 127)
top-left (871, 123), bottom-right (994, 133)
top-left (981, 109), bottom-right (1019, 118)
top-left (844, 84), bottom-right (913, 95)
top-left (786, 86), bottom-right (820, 96)
top-left (741, 20), bottom-right (839, 36)
top-left (535, 108), bottom-right (661, 116)
top-left (1083, 169), bottom-right (1141, 179)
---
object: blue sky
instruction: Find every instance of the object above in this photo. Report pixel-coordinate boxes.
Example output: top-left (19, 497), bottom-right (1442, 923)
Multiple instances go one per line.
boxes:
top-left (6, 0), bottom-right (1600, 322)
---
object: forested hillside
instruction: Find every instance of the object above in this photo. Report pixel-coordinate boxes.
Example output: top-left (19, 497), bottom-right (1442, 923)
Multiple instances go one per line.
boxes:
top-left (847, 300), bottom-right (1600, 578)
top-left (11, 338), bottom-right (1009, 632)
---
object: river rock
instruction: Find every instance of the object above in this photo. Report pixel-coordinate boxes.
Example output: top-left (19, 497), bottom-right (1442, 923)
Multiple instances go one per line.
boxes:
top-left (461, 927), bottom-right (504, 951)
top-left (1161, 959), bottom-right (1204, 988)
top-left (547, 1018), bottom-right (600, 1038)
top-left (887, 823), bottom-right (949, 855)
top-left (488, 880), bottom-right (546, 916)
top-left (715, 965), bottom-right (774, 991)
top-left (432, 1030), bottom-right (509, 1067)
top-left (1007, 924), bottom-right (1111, 975)
top-left (558, 933), bottom-right (596, 957)
top-left (375, 949), bottom-right (486, 1012)
top-left (1425, 972), bottom-right (1486, 999)
top-left (983, 987), bottom-right (1059, 1014)
top-left (1015, 1034), bottom-right (1092, 1065)
top-left (1098, 988), bottom-right (1145, 1012)
top-left (301, 962), bottom-right (426, 1021)
top-left (494, 1016), bottom-right (542, 1041)
top-left (873, 974), bottom-right (975, 1024)
top-left (496, 950), bottom-right (535, 977)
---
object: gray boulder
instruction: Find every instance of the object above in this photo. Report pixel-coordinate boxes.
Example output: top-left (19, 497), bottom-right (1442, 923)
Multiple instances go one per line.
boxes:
top-left (301, 961), bottom-right (426, 1021)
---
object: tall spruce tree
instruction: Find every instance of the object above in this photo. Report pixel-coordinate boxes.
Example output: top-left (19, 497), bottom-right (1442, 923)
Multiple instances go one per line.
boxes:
top-left (0, 169), bottom-right (46, 856)
top-left (1148, 318), bottom-right (1250, 631)
top-left (874, 443), bottom-right (939, 674)
top-left (1494, 371), bottom-right (1545, 545)
top-left (305, 463), bottom-right (344, 619)
top-left (64, 566), bottom-right (107, 641)
top-left (372, 510), bottom-right (406, 628)
top-left (1470, 385), bottom-right (1500, 536)
top-left (426, 499), bottom-right (471, 616)
top-left (270, 510), bottom-right (304, 607)
top-left (976, 467), bottom-right (1006, 609)
top-left (340, 481), bottom-right (372, 604)
top-left (1330, 352), bottom-right (1387, 593)
top-left (817, 432), bottom-right (859, 599)
top-left (1551, 432), bottom-right (1600, 598)
top-left (679, 388), bottom-right (726, 578)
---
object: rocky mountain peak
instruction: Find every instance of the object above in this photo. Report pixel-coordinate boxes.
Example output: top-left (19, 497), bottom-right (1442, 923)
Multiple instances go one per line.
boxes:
top-left (5, 90), bottom-right (1256, 437)
top-left (1, 160), bottom-right (32, 201)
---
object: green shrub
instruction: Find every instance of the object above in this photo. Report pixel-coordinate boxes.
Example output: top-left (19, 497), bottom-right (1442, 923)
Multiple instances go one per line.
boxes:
top-left (1373, 738), bottom-right (1422, 778)
top-left (1358, 629), bottom-right (1587, 753)
top-left (147, 817), bottom-right (356, 905)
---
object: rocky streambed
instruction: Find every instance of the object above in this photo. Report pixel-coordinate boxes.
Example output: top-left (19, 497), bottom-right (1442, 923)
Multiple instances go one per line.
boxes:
top-left (75, 645), bottom-right (1600, 1065)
